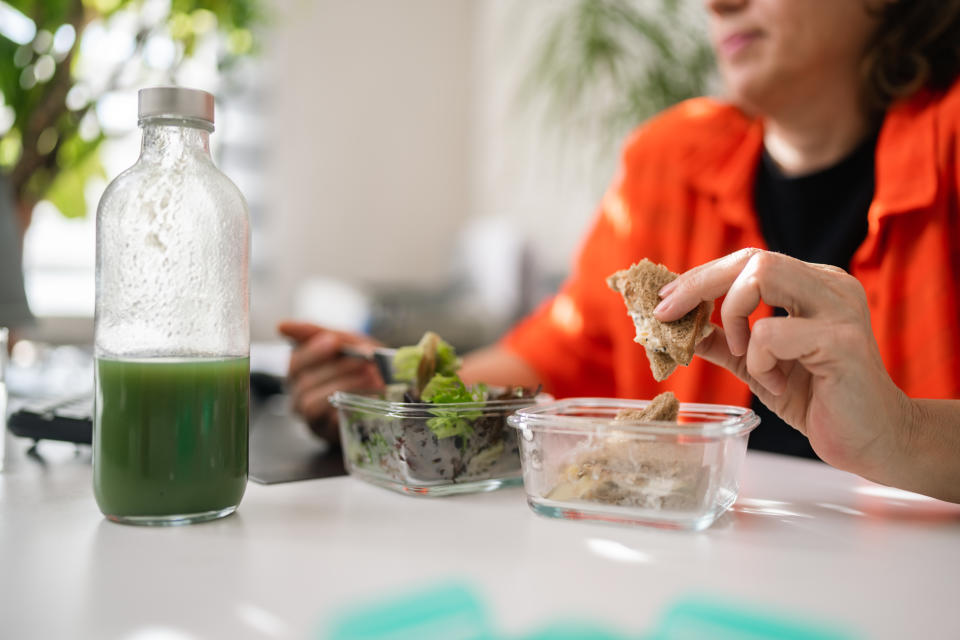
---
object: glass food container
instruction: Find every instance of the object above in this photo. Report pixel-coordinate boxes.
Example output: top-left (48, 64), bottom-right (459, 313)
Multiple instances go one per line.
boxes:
top-left (508, 398), bottom-right (760, 530)
top-left (94, 87), bottom-right (250, 525)
top-left (331, 390), bottom-right (546, 496)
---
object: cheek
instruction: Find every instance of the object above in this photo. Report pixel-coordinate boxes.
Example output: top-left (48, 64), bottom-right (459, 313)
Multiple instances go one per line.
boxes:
top-left (749, 25), bottom-right (843, 88)
top-left (774, 3), bottom-right (874, 71)
top-left (765, 21), bottom-right (820, 74)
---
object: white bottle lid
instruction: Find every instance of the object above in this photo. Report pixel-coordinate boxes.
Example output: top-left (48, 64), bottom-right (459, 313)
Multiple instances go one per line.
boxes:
top-left (138, 86), bottom-right (214, 126)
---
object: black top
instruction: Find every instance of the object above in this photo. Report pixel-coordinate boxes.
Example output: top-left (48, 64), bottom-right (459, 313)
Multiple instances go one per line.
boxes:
top-left (749, 132), bottom-right (877, 459)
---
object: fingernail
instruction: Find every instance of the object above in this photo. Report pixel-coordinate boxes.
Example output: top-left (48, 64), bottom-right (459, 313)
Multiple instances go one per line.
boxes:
top-left (654, 297), bottom-right (672, 317)
top-left (760, 372), bottom-right (786, 396)
top-left (659, 280), bottom-right (677, 297)
top-left (772, 375), bottom-right (788, 396)
top-left (727, 338), bottom-right (745, 358)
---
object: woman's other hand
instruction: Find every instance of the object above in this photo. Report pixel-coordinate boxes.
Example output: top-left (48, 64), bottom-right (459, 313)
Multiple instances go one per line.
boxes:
top-left (277, 321), bottom-right (384, 441)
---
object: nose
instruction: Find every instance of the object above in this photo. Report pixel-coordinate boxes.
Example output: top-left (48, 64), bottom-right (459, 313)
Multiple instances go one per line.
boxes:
top-left (705, 0), bottom-right (748, 15)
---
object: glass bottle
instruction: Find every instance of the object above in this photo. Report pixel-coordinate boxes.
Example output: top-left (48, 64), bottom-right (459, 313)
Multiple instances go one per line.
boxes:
top-left (94, 87), bottom-right (250, 525)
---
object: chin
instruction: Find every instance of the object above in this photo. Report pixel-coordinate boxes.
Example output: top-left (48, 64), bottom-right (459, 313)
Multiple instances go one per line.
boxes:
top-left (719, 70), bottom-right (777, 117)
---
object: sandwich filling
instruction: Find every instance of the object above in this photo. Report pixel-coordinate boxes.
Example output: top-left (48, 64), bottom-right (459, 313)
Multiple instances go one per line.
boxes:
top-left (628, 311), bottom-right (666, 353)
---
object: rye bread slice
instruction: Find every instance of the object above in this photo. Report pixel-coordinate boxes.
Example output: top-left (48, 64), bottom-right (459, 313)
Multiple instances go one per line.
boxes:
top-left (607, 259), bottom-right (713, 381)
top-left (614, 391), bottom-right (680, 422)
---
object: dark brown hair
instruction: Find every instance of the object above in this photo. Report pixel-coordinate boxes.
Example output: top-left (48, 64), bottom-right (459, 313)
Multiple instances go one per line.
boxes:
top-left (862, 0), bottom-right (960, 112)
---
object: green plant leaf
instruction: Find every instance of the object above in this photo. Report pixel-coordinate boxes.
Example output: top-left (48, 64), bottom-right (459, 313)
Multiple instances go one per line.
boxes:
top-left (4, 0), bottom-right (266, 216)
top-left (45, 145), bottom-right (105, 218)
top-left (518, 0), bottom-right (715, 165)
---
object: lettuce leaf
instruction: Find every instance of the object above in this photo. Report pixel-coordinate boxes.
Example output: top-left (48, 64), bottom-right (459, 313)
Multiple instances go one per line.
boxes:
top-left (392, 345), bottom-right (423, 385)
top-left (421, 375), bottom-right (489, 440)
top-left (422, 375), bottom-right (471, 403)
top-left (425, 412), bottom-right (475, 440)
top-left (392, 331), bottom-right (461, 387)
top-left (390, 332), bottom-right (488, 439)
top-left (434, 339), bottom-right (460, 377)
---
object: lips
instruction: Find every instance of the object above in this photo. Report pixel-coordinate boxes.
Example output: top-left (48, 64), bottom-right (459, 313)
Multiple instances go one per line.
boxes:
top-left (719, 30), bottom-right (763, 58)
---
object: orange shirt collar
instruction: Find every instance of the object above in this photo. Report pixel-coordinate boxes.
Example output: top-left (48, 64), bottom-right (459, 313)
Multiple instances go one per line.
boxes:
top-left (685, 91), bottom-right (940, 241)
top-left (687, 113), bottom-right (761, 230)
top-left (869, 90), bottom-right (939, 221)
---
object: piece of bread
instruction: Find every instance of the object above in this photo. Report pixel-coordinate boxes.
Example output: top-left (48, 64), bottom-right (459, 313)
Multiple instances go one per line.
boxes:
top-left (545, 392), bottom-right (707, 509)
top-left (614, 391), bottom-right (679, 423)
top-left (607, 259), bottom-right (714, 381)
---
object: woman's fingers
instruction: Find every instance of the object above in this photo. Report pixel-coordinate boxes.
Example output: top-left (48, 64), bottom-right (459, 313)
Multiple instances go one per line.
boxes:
top-left (717, 263), bottom-right (761, 357)
top-left (721, 252), bottom-right (845, 352)
top-left (703, 315), bottom-right (824, 397)
top-left (718, 252), bottom-right (811, 356)
top-left (695, 321), bottom-right (800, 403)
top-left (287, 330), bottom-right (344, 379)
top-left (657, 250), bottom-right (855, 358)
top-left (290, 356), bottom-right (373, 401)
top-left (277, 321), bottom-right (324, 343)
top-left (656, 250), bottom-right (845, 322)
top-left (744, 316), bottom-right (867, 402)
top-left (295, 369), bottom-right (379, 421)
top-left (654, 248), bottom-right (762, 321)
top-left (692, 324), bottom-right (743, 376)
top-left (279, 320), bottom-right (388, 431)
top-left (748, 315), bottom-right (862, 374)
top-left (280, 320), bottom-right (381, 349)
top-left (744, 317), bottom-right (795, 395)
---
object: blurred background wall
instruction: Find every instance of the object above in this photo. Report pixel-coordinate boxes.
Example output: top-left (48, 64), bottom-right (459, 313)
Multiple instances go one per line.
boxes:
top-left (257, 0), bottom-right (609, 350)
top-left (1, 0), bottom-right (711, 353)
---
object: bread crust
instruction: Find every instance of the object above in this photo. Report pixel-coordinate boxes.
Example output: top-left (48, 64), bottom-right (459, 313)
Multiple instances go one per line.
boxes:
top-left (614, 391), bottom-right (679, 422)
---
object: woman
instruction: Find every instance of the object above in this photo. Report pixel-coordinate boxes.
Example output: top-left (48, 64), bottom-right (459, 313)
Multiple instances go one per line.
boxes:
top-left (280, 0), bottom-right (960, 502)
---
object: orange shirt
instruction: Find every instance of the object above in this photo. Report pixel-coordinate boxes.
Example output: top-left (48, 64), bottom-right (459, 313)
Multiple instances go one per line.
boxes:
top-left (502, 81), bottom-right (960, 406)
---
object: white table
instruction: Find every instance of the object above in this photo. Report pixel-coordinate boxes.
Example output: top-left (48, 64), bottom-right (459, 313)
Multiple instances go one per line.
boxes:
top-left (2, 436), bottom-right (959, 639)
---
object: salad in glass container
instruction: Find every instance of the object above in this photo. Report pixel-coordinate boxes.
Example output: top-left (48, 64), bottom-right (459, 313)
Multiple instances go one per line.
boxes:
top-left (331, 332), bottom-right (545, 496)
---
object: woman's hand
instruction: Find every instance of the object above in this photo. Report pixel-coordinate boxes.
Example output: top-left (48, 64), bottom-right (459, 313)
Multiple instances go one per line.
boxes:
top-left (653, 249), bottom-right (914, 484)
top-left (277, 321), bottom-right (384, 441)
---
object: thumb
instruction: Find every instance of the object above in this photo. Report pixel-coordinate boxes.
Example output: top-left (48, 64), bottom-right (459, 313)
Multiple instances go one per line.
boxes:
top-left (277, 321), bottom-right (323, 343)
top-left (693, 324), bottom-right (746, 377)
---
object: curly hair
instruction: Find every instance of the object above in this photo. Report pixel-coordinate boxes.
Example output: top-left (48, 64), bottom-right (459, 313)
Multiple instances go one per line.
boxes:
top-left (862, 1), bottom-right (960, 112)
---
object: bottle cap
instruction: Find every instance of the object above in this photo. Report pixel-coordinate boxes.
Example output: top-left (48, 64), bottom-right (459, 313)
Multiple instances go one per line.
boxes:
top-left (138, 86), bottom-right (214, 126)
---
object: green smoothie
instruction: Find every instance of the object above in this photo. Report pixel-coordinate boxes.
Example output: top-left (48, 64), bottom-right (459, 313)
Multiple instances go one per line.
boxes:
top-left (93, 356), bottom-right (249, 523)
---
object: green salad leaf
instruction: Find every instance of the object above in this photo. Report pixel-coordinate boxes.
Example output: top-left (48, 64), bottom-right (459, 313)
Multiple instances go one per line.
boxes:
top-left (422, 375), bottom-right (471, 403)
top-left (434, 339), bottom-right (460, 377)
top-left (392, 345), bottom-right (424, 385)
top-left (390, 331), bottom-right (493, 440)
top-left (422, 374), bottom-right (487, 439)
top-left (425, 412), bottom-right (476, 440)
top-left (392, 331), bottom-right (461, 388)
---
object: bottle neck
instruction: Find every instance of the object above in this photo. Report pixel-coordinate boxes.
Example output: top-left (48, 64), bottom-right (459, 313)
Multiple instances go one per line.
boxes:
top-left (139, 117), bottom-right (212, 164)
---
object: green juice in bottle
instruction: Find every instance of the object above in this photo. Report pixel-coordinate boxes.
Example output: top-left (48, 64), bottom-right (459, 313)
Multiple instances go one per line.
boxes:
top-left (93, 357), bottom-right (249, 523)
